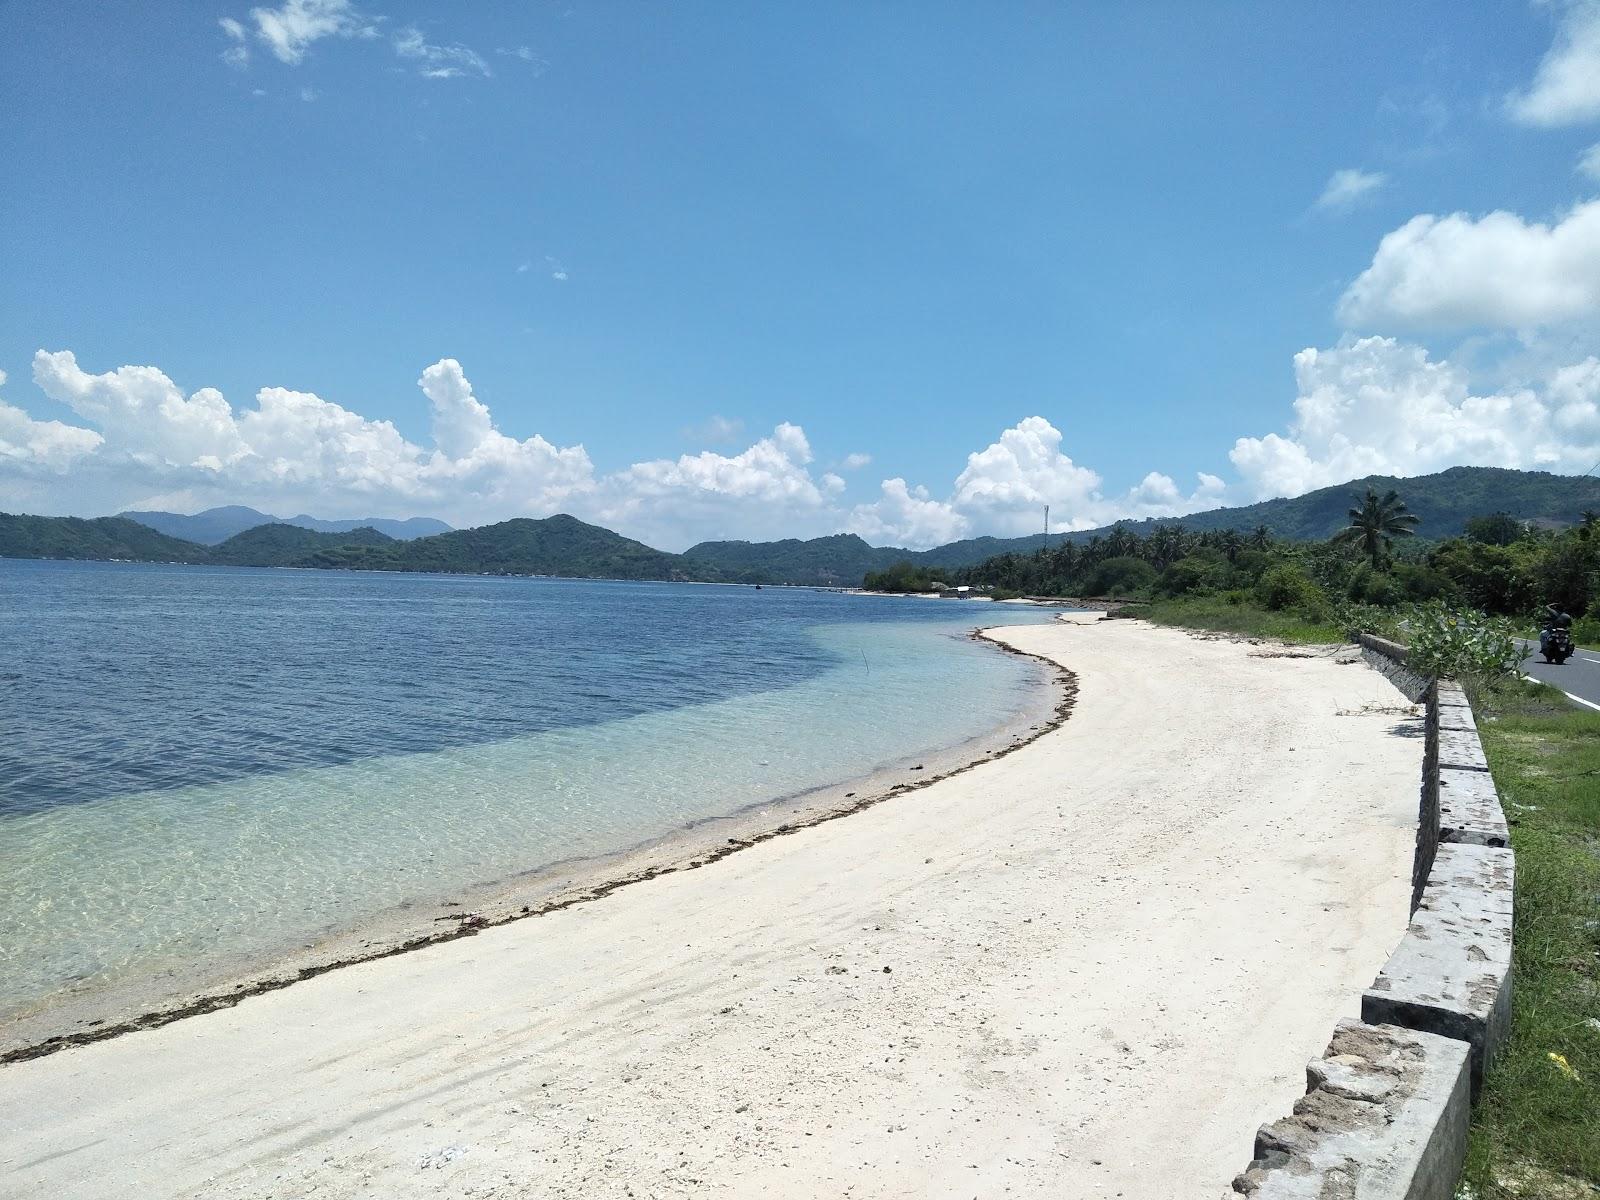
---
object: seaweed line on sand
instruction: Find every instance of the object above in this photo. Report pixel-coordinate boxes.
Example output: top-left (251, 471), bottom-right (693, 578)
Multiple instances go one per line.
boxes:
top-left (0, 627), bottom-right (1078, 1067)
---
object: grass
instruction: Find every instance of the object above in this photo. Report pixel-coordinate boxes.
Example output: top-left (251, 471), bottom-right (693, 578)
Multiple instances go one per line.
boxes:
top-left (1136, 595), bottom-right (1345, 644)
top-left (1460, 677), bottom-right (1600, 1197)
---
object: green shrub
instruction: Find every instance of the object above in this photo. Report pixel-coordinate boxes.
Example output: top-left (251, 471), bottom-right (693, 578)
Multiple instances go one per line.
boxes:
top-left (1157, 553), bottom-right (1226, 597)
top-left (1404, 602), bottom-right (1521, 682)
top-left (1254, 564), bottom-right (1325, 617)
top-left (1084, 556), bottom-right (1157, 597)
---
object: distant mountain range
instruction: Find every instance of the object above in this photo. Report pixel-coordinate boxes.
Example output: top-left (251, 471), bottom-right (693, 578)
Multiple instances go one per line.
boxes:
top-left (689, 466), bottom-right (1600, 584)
top-left (4, 466), bottom-right (1598, 585)
top-left (0, 513), bottom-right (706, 581)
top-left (119, 505), bottom-right (451, 544)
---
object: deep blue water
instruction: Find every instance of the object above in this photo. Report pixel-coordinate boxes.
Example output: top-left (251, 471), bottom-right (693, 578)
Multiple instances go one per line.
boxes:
top-left (0, 560), bottom-right (995, 816)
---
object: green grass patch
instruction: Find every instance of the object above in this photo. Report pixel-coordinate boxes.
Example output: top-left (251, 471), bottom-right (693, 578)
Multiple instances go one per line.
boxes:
top-left (1461, 677), bottom-right (1600, 1196)
top-left (1136, 596), bottom-right (1345, 644)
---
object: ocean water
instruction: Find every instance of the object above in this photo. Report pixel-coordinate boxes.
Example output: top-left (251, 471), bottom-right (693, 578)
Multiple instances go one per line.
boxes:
top-left (0, 560), bottom-right (1056, 1025)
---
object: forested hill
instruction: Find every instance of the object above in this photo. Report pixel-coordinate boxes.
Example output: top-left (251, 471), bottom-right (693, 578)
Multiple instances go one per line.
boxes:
top-left (1064, 466), bottom-right (1600, 543)
top-left (0, 514), bottom-right (209, 563)
top-left (307, 515), bottom-right (702, 580)
top-left (0, 512), bottom-right (712, 581)
top-left (7, 467), bottom-right (1600, 584)
top-left (685, 466), bottom-right (1600, 583)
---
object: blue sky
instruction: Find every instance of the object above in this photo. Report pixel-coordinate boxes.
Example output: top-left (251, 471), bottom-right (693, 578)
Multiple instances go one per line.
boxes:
top-left (3, 1), bottom-right (1600, 549)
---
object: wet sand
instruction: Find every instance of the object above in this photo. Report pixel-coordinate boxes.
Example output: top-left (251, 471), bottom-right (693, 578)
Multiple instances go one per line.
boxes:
top-left (0, 619), bottom-right (1422, 1199)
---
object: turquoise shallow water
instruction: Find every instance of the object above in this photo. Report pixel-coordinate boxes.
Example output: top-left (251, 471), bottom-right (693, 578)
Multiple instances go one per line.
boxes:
top-left (0, 561), bottom-right (1056, 1022)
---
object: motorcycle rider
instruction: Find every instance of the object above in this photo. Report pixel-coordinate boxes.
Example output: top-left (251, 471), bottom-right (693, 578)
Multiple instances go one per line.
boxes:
top-left (1540, 603), bottom-right (1574, 658)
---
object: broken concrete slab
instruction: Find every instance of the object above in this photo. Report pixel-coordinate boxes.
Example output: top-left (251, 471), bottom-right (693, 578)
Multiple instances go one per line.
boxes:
top-left (1438, 767), bottom-right (1507, 848)
top-left (1362, 842), bottom-right (1514, 1092)
top-left (1438, 727), bottom-right (1489, 773)
top-left (1232, 1019), bottom-right (1471, 1200)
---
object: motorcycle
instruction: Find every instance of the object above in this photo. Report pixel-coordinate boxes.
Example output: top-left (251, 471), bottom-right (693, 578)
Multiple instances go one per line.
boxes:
top-left (1540, 625), bottom-right (1574, 665)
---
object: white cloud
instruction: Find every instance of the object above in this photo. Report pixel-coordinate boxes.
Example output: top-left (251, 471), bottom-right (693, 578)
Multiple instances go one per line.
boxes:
top-left (394, 26), bottom-right (490, 79)
top-left (1580, 141), bottom-right (1600, 180)
top-left (844, 417), bottom-right (1227, 548)
top-left (299, 85), bottom-right (319, 102)
top-left (12, 351), bottom-right (594, 527)
top-left (243, 0), bottom-right (377, 66)
top-left (1338, 200), bottom-right (1600, 330)
top-left (847, 479), bottom-right (971, 548)
top-left (1507, 0), bottom-right (1600, 127)
top-left (1229, 335), bottom-right (1600, 499)
top-left (593, 423), bottom-right (835, 549)
top-left (219, 16), bottom-right (250, 67)
top-left (0, 368), bottom-right (104, 473)
top-left (1314, 168), bottom-right (1387, 211)
top-left (839, 452), bottom-right (872, 470)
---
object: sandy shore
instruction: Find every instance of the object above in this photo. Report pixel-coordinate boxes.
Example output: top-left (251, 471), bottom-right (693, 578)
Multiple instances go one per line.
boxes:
top-left (0, 619), bottom-right (1421, 1199)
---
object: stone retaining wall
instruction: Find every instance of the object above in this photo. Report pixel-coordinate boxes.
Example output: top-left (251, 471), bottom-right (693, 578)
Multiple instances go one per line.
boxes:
top-left (1232, 642), bottom-right (1514, 1198)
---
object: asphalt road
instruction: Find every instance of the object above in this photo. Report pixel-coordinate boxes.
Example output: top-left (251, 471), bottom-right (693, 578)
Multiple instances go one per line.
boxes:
top-left (1520, 638), bottom-right (1600, 711)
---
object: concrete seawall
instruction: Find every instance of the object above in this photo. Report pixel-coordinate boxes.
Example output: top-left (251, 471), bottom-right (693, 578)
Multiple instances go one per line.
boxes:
top-left (1232, 637), bottom-right (1514, 1198)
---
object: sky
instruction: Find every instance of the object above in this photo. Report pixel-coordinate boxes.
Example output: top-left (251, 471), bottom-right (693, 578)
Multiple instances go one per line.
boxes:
top-left (3, 1), bottom-right (1600, 551)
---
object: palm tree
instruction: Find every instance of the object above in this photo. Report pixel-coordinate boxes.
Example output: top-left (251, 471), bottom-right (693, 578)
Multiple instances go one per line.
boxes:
top-left (1249, 524), bottom-right (1272, 551)
top-left (1334, 487), bottom-right (1420, 568)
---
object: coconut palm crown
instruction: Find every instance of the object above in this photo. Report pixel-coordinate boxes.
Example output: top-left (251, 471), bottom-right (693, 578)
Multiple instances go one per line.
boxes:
top-left (1334, 487), bottom-right (1421, 568)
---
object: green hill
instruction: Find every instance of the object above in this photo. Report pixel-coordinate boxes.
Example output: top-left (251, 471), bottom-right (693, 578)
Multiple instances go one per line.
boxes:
top-left (1128, 466), bottom-right (1600, 541)
top-left (686, 466), bottom-right (1600, 584)
top-left (315, 514), bottom-right (708, 580)
top-left (207, 523), bottom-right (395, 567)
top-left (0, 513), bottom-right (208, 562)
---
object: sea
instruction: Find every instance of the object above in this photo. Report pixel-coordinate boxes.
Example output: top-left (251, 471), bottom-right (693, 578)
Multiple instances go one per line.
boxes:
top-left (0, 559), bottom-right (1058, 1031)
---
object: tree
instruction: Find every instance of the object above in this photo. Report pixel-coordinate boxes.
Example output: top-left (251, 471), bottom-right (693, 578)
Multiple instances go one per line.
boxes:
top-left (1463, 511), bottom-right (1524, 547)
top-left (1249, 524), bottom-right (1272, 551)
top-left (1334, 487), bottom-right (1420, 568)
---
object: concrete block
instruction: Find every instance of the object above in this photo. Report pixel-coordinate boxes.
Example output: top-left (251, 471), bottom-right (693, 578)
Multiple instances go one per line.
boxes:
top-left (1437, 727), bottom-right (1489, 773)
top-left (1231, 1019), bottom-right (1471, 1199)
top-left (1438, 704), bottom-right (1476, 733)
top-left (1438, 767), bottom-right (1507, 847)
top-left (1362, 843), bottom-right (1514, 1091)
top-left (1436, 680), bottom-right (1470, 710)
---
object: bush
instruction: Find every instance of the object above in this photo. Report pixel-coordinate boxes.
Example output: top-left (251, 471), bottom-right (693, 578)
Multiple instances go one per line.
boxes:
top-left (1329, 600), bottom-right (1398, 640)
top-left (1084, 556), bottom-right (1157, 597)
top-left (1403, 603), bottom-right (1521, 681)
top-left (1157, 553), bottom-right (1226, 597)
top-left (1347, 564), bottom-right (1402, 607)
top-left (1254, 564), bottom-right (1325, 617)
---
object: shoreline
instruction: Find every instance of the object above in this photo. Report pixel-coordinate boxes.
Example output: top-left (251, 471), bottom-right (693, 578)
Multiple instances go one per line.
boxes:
top-left (0, 618), bottom-right (1422, 1200)
top-left (0, 625), bottom-right (1076, 1065)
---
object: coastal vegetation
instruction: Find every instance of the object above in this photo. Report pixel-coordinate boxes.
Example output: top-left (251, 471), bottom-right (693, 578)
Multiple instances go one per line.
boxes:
top-left (866, 490), bottom-right (1600, 663)
top-left (1464, 678), bottom-right (1600, 1196)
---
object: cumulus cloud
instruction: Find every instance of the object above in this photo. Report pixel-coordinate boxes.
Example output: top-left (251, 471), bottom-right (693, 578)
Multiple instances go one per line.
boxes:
top-left (592, 423), bottom-right (837, 549)
top-left (847, 479), bottom-right (971, 548)
top-left (1338, 200), bottom-right (1600, 329)
top-left (1229, 336), bottom-right (1600, 499)
top-left (844, 418), bottom-right (1228, 548)
top-left (8, 351), bottom-right (594, 528)
top-left (1314, 168), bottom-right (1387, 212)
top-left (1507, 0), bottom-right (1600, 127)
top-left (0, 368), bottom-right (103, 473)
top-left (838, 452), bottom-right (872, 470)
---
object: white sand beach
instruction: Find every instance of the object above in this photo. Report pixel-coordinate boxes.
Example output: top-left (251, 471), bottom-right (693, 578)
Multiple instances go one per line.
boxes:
top-left (0, 619), bottom-right (1422, 1199)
